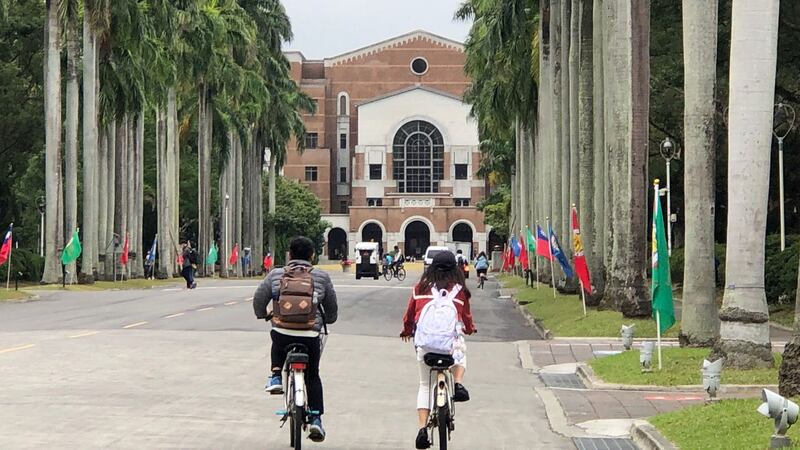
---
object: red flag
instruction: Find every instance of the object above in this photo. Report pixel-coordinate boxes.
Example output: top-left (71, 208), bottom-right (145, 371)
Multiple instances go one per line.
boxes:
top-left (501, 247), bottom-right (512, 272)
top-left (0, 225), bottom-right (12, 266)
top-left (571, 207), bottom-right (593, 295)
top-left (536, 225), bottom-right (553, 260)
top-left (229, 244), bottom-right (239, 265)
top-left (120, 234), bottom-right (130, 265)
top-left (263, 254), bottom-right (273, 271)
top-left (519, 234), bottom-right (529, 270)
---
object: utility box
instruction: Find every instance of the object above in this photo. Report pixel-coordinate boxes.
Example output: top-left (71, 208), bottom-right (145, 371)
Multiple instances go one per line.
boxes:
top-left (491, 251), bottom-right (503, 271)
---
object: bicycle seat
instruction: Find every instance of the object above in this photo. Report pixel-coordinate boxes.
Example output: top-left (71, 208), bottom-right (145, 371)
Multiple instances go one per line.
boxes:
top-left (424, 353), bottom-right (455, 369)
top-left (287, 352), bottom-right (309, 364)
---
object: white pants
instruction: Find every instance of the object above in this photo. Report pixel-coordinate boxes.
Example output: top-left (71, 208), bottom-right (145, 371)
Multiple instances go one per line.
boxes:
top-left (415, 338), bottom-right (467, 410)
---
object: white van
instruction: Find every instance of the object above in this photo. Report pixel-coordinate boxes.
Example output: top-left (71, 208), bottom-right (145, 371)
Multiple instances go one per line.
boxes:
top-left (423, 246), bottom-right (451, 271)
top-left (354, 242), bottom-right (380, 280)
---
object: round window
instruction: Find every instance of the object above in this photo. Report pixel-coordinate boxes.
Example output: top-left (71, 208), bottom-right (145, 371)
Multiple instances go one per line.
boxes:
top-left (410, 57), bottom-right (429, 76)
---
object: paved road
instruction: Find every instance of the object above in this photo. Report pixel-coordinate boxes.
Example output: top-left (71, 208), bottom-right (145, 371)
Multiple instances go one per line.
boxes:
top-left (0, 271), bottom-right (573, 449)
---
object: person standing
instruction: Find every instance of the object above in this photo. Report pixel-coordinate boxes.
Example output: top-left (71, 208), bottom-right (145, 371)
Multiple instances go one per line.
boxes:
top-left (181, 241), bottom-right (197, 289)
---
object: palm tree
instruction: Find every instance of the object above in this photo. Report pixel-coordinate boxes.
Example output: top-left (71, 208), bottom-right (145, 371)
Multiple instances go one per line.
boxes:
top-left (63, 0), bottom-right (80, 284)
top-left (679, 0), bottom-right (720, 347)
top-left (601, 0), bottom-right (650, 317)
top-left (559, 0), bottom-right (571, 251)
top-left (712, 0), bottom-right (780, 369)
top-left (550, 0), bottom-right (563, 283)
top-left (591, 0), bottom-right (606, 298)
top-left (42, 0), bottom-right (63, 284)
top-left (577, 0), bottom-right (596, 302)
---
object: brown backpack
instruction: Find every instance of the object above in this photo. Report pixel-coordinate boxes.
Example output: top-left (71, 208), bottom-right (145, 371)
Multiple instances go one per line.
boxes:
top-left (272, 265), bottom-right (317, 330)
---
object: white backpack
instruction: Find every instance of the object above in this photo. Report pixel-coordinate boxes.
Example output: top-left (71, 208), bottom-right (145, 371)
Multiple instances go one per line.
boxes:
top-left (414, 284), bottom-right (461, 355)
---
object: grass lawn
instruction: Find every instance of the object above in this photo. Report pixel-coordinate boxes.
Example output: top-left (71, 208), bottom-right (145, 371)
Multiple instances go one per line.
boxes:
top-left (0, 289), bottom-right (32, 302)
top-left (590, 347), bottom-right (781, 386)
top-left (27, 278), bottom-right (179, 291)
top-left (651, 398), bottom-right (800, 450)
top-left (499, 275), bottom-right (680, 338)
top-left (770, 306), bottom-right (794, 329)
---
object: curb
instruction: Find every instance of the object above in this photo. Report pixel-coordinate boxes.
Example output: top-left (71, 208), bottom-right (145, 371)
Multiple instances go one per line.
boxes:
top-left (577, 362), bottom-right (776, 395)
top-left (771, 322), bottom-right (794, 332)
top-left (510, 293), bottom-right (553, 340)
top-left (630, 422), bottom-right (679, 450)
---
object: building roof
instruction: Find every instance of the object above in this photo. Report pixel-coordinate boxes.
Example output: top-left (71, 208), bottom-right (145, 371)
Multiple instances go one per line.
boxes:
top-left (356, 85), bottom-right (464, 108)
top-left (284, 30), bottom-right (464, 66)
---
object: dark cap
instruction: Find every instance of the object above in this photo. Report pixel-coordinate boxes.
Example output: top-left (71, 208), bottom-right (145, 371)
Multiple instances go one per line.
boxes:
top-left (432, 250), bottom-right (457, 272)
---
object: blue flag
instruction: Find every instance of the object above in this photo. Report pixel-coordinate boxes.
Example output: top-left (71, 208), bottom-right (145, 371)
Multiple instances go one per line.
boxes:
top-left (548, 224), bottom-right (574, 278)
top-left (510, 235), bottom-right (521, 257)
top-left (146, 235), bottom-right (158, 263)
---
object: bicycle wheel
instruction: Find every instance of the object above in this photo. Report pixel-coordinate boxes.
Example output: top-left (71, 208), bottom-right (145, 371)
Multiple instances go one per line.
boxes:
top-left (396, 268), bottom-right (406, 281)
top-left (287, 377), bottom-right (296, 448)
top-left (292, 404), bottom-right (303, 450)
top-left (437, 405), bottom-right (449, 450)
top-left (383, 268), bottom-right (392, 281)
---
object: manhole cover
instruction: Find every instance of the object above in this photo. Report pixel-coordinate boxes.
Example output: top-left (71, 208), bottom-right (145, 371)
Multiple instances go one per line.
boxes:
top-left (540, 373), bottom-right (586, 389)
top-left (573, 437), bottom-right (639, 450)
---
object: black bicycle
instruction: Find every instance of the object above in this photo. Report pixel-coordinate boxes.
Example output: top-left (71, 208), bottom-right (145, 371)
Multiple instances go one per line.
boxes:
top-left (383, 262), bottom-right (407, 281)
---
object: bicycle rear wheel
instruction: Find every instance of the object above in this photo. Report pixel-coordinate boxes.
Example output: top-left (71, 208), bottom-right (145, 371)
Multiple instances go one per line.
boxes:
top-left (437, 405), bottom-right (449, 450)
top-left (292, 404), bottom-right (303, 450)
top-left (396, 268), bottom-right (406, 281)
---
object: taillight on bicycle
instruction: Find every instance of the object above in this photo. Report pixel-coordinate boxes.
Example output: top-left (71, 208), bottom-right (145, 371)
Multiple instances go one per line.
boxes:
top-left (289, 362), bottom-right (307, 371)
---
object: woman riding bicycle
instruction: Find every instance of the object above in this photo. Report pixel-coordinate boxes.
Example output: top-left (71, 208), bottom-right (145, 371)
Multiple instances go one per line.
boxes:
top-left (400, 250), bottom-right (476, 449)
top-left (474, 252), bottom-right (489, 284)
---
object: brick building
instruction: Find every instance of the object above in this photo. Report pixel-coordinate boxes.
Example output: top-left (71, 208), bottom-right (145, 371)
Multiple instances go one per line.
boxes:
top-left (284, 30), bottom-right (493, 261)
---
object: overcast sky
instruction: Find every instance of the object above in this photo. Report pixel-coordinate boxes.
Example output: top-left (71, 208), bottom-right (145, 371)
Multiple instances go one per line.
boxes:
top-left (282, 0), bottom-right (472, 59)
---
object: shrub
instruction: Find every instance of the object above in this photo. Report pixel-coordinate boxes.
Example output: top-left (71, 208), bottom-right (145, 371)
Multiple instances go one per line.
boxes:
top-left (5, 248), bottom-right (44, 282)
top-left (765, 236), bottom-right (800, 306)
top-left (669, 243), bottom-right (726, 288)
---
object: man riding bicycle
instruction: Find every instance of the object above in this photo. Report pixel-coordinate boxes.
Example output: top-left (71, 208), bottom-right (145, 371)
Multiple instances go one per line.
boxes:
top-left (253, 236), bottom-right (338, 442)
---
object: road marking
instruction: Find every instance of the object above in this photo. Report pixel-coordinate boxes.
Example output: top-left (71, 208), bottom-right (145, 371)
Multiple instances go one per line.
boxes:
top-left (196, 307), bottom-right (214, 312)
top-left (122, 321), bottom-right (148, 329)
top-left (644, 395), bottom-right (704, 401)
top-left (0, 344), bottom-right (36, 354)
top-left (69, 331), bottom-right (99, 339)
top-left (244, 297), bottom-right (253, 302)
top-left (163, 312), bottom-right (184, 319)
top-left (224, 301), bottom-right (239, 306)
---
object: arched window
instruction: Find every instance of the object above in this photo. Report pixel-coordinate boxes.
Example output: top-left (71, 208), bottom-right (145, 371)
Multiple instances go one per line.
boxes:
top-left (392, 120), bottom-right (444, 193)
top-left (338, 93), bottom-right (349, 116)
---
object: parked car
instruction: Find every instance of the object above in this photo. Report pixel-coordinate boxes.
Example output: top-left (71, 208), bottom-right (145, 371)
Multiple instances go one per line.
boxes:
top-left (354, 242), bottom-right (380, 280)
top-left (423, 246), bottom-right (450, 271)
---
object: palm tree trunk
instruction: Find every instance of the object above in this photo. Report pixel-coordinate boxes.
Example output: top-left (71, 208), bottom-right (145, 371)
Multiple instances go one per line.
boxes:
top-left (577, 0), bottom-right (597, 303)
top-left (80, 15), bottom-right (97, 283)
top-left (569, 0), bottom-right (580, 214)
top-left (234, 134), bottom-right (243, 274)
top-left (518, 117), bottom-right (528, 231)
top-left (712, 0), bottom-right (779, 369)
top-left (550, 0), bottom-right (564, 285)
top-left (167, 88), bottom-right (178, 276)
top-left (560, 0), bottom-right (572, 251)
top-left (219, 135), bottom-right (230, 278)
top-left (527, 125), bottom-right (537, 234)
top-left (267, 144), bottom-right (276, 265)
top-left (679, 0), bottom-right (720, 347)
top-left (64, 11), bottom-right (79, 284)
top-left (539, 0), bottom-right (552, 284)
top-left (42, 0), bottom-right (63, 284)
top-left (104, 122), bottom-right (116, 280)
top-left (156, 107), bottom-right (170, 278)
top-left (97, 127), bottom-right (107, 278)
top-left (115, 117), bottom-right (129, 280)
top-left (592, 0), bottom-right (606, 298)
top-left (601, 0), bottom-right (650, 317)
top-left (198, 83), bottom-right (212, 276)
top-left (126, 119), bottom-right (135, 279)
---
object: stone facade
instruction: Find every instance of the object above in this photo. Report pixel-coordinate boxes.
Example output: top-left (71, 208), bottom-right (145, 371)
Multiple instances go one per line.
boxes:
top-left (284, 30), bottom-right (488, 260)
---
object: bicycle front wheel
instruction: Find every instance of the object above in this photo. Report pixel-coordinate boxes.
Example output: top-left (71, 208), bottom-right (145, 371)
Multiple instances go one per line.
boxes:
top-left (396, 268), bottom-right (406, 281)
top-left (437, 405), bottom-right (449, 450)
top-left (383, 268), bottom-right (392, 281)
top-left (292, 404), bottom-right (303, 450)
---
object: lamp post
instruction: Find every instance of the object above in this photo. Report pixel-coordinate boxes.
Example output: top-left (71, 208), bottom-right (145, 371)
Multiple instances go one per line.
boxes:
top-left (659, 138), bottom-right (679, 256)
top-left (773, 103), bottom-right (796, 251)
top-left (36, 196), bottom-right (46, 257)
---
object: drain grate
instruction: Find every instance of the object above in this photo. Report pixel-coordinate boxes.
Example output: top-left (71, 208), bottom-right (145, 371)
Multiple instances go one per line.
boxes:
top-left (573, 437), bottom-right (639, 450)
top-left (540, 373), bottom-right (586, 389)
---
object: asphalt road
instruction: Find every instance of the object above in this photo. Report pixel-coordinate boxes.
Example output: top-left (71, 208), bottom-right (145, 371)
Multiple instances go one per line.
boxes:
top-left (0, 270), bottom-right (572, 449)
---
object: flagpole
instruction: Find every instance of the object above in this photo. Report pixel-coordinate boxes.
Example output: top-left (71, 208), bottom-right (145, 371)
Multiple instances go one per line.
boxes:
top-left (580, 282), bottom-right (587, 316)
top-left (656, 310), bottom-right (662, 370)
top-left (532, 225), bottom-right (539, 289)
top-left (5, 223), bottom-right (12, 290)
top-left (546, 217), bottom-right (556, 299)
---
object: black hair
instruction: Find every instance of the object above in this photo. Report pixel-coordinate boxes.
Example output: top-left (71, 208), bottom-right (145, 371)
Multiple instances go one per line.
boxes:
top-left (478, 251), bottom-right (487, 259)
top-left (456, 249), bottom-right (462, 254)
top-left (417, 259), bottom-right (471, 299)
top-left (289, 236), bottom-right (315, 261)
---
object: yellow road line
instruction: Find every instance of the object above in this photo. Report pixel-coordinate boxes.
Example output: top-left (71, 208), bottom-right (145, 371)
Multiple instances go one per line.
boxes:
top-left (224, 301), bottom-right (238, 306)
top-left (122, 321), bottom-right (148, 329)
top-left (163, 312), bottom-right (184, 319)
top-left (196, 307), bottom-right (214, 312)
top-left (0, 344), bottom-right (36, 354)
top-left (69, 331), bottom-right (100, 339)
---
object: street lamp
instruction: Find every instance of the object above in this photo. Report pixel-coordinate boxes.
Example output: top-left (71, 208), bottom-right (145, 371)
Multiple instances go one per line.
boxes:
top-left (758, 388), bottom-right (799, 448)
top-left (701, 358), bottom-right (724, 402)
top-left (659, 138), bottom-right (680, 256)
top-left (36, 196), bottom-right (46, 257)
top-left (773, 103), bottom-right (796, 252)
top-left (620, 324), bottom-right (635, 351)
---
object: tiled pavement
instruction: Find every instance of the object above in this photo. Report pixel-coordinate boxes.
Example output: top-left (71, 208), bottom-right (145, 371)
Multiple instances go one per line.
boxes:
top-left (554, 388), bottom-right (705, 425)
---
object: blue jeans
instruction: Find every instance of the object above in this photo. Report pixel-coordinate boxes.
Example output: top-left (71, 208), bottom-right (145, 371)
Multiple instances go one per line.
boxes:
top-left (181, 266), bottom-right (194, 288)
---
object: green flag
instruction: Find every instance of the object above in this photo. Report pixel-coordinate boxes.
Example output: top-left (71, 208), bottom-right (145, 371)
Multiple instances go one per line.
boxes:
top-left (206, 243), bottom-right (218, 265)
top-left (526, 227), bottom-right (536, 252)
top-left (61, 229), bottom-right (82, 265)
top-left (651, 181), bottom-right (675, 334)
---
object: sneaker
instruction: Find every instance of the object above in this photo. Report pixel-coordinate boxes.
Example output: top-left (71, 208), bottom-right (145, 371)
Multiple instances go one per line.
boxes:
top-left (190, 282), bottom-right (197, 289)
top-left (453, 383), bottom-right (470, 402)
top-left (415, 427), bottom-right (430, 449)
top-left (265, 373), bottom-right (283, 395)
top-left (308, 415), bottom-right (326, 442)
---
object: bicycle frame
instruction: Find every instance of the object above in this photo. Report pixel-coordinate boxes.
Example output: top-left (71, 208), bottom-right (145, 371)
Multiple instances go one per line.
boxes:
top-left (427, 366), bottom-right (455, 446)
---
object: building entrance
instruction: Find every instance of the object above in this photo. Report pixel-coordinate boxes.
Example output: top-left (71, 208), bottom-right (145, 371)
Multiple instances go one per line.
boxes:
top-left (404, 221), bottom-right (430, 259)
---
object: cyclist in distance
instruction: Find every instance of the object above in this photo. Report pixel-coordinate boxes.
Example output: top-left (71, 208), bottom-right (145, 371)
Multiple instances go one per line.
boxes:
top-left (253, 236), bottom-right (338, 442)
top-left (400, 250), bottom-right (476, 449)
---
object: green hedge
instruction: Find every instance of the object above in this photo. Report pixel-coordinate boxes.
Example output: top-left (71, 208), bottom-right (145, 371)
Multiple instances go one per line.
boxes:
top-left (4, 248), bottom-right (43, 282)
top-left (669, 243), bottom-right (726, 289)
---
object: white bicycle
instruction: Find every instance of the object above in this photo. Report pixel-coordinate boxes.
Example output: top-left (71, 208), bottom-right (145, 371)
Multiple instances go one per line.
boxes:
top-left (422, 353), bottom-right (456, 450)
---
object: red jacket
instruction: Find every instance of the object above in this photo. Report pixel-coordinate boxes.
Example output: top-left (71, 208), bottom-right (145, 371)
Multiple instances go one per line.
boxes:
top-left (401, 283), bottom-right (476, 337)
